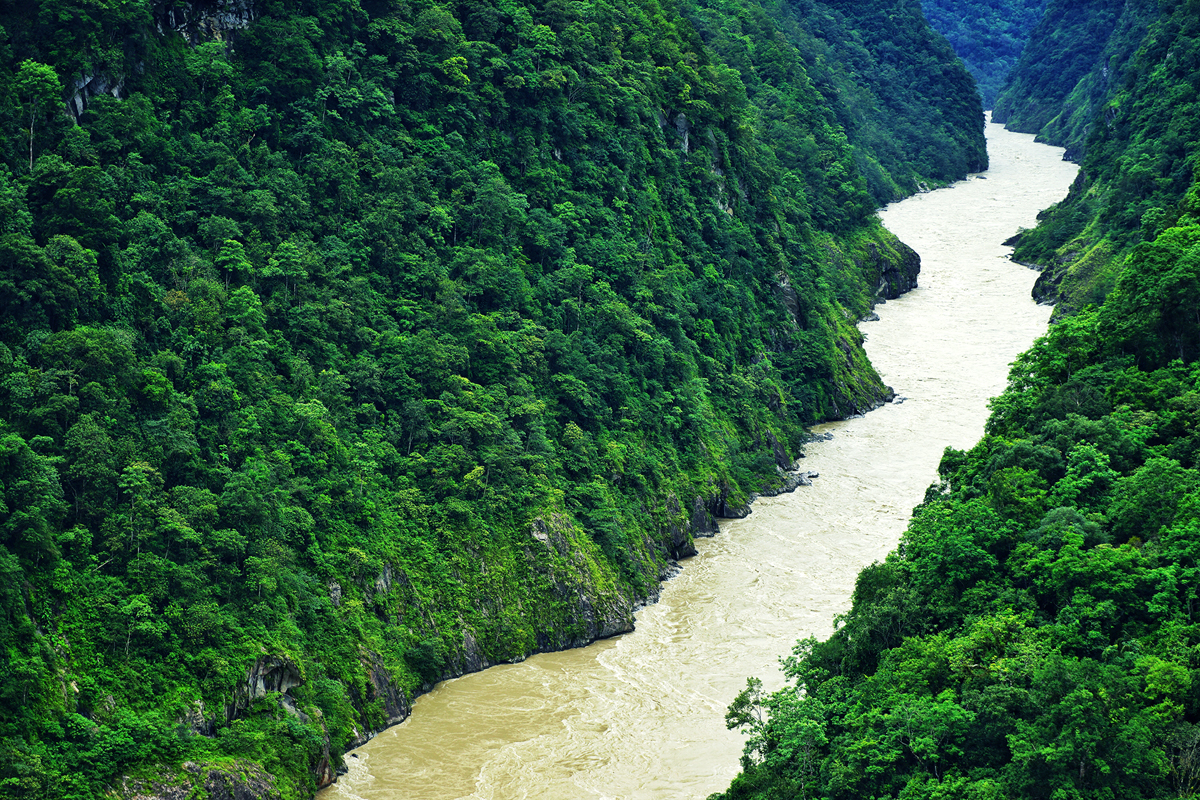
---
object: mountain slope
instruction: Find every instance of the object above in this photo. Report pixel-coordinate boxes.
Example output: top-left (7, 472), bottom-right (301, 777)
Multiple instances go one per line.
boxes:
top-left (1009, 0), bottom-right (1199, 313)
top-left (784, 0), bottom-right (988, 202)
top-left (714, 2), bottom-right (1200, 797)
top-left (0, 0), bottom-right (981, 796)
top-left (992, 0), bottom-right (1158, 160)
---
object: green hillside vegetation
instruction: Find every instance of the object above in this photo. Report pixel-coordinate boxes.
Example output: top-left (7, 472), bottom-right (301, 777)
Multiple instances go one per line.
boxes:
top-left (715, 179), bottom-right (1200, 800)
top-left (685, 0), bottom-right (989, 206)
top-left (782, 0), bottom-right (988, 202)
top-left (714, 2), bottom-right (1200, 797)
top-left (0, 0), bottom-right (982, 796)
top-left (992, 0), bottom-right (1157, 160)
top-left (683, 0), bottom-right (987, 208)
top-left (919, 0), bottom-right (1048, 108)
top-left (1010, 0), bottom-right (1199, 314)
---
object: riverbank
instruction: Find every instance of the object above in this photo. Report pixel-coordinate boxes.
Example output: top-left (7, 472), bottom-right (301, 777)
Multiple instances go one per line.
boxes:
top-left (318, 120), bottom-right (1077, 800)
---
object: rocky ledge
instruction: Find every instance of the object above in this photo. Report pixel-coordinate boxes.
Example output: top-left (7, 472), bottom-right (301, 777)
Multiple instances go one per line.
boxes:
top-left (115, 762), bottom-right (281, 800)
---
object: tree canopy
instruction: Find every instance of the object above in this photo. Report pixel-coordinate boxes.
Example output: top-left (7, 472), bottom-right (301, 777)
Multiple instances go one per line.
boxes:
top-left (714, 2), bottom-right (1200, 794)
top-left (0, 0), bottom-right (983, 795)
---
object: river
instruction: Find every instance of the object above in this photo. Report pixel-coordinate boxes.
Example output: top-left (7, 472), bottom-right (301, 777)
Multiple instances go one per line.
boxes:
top-left (320, 118), bottom-right (1079, 800)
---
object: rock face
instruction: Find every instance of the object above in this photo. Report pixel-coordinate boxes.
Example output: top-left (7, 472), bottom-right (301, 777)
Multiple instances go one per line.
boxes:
top-left (69, 1), bottom-right (261, 118)
top-left (690, 495), bottom-right (720, 537)
top-left (709, 483), bottom-right (752, 519)
top-left (665, 495), bottom-right (700, 559)
top-left (871, 240), bottom-right (921, 300)
top-left (68, 73), bottom-right (124, 118)
top-left (342, 651), bottom-right (411, 752)
top-left (764, 430), bottom-right (793, 471)
top-left (116, 761), bottom-right (280, 800)
top-left (180, 700), bottom-right (214, 737)
top-left (773, 273), bottom-right (803, 322)
top-left (758, 469), bottom-right (819, 497)
top-left (239, 655), bottom-right (302, 708)
top-left (1031, 263), bottom-right (1065, 305)
top-left (229, 654), bottom-right (311, 723)
top-left (153, 0), bottom-right (259, 44)
top-left (526, 515), bottom-right (638, 650)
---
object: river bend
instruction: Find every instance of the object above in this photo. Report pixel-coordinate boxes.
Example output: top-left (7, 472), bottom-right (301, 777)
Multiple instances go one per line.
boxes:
top-left (321, 119), bottom-right (1079, 800)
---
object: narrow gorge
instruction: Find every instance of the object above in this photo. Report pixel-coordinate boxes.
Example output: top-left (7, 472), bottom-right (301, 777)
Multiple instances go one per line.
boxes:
top-left (321, 118), bottom-right (1079, 800)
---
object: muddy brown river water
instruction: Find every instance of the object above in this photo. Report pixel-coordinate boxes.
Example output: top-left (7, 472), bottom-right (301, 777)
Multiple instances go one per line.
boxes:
top-left (320, 118), bottom-right (1080, 800)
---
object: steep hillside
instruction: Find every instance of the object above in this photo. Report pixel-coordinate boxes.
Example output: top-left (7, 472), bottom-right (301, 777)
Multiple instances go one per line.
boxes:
top-left (1010, 0), bottom-right (1199, 314)
top-left (683, 0), bottom-right (988, 206)
top-left (0, 0), bottom-right (980, 796)
top-left (992, 0), bottom-right (1157, 160)
top-left (782, 0), bottom-right (988, 203)
top-left (919, 0), bottom-right (1048, 108)
top-left (716, 182), bottom-right (1200, 800)
top-left (714, 2), bottom-right (1200, 798)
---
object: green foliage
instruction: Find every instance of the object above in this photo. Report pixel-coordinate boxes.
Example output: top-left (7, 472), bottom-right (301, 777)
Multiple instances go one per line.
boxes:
top-left (0, 0), bottom-right (983, 794)
top-left (716, 9), bottom-right (1200, 786)
top-left (13, 61), bottom-right (62, 171)
top-left (1007, 0), bottom-right (1199, 314)
top-left (714, 216), bottom-right (1200, 798)
top-left (781, 0), bottom-right (989, 202)
top-left (993, 0), bottom-right (1158, 160)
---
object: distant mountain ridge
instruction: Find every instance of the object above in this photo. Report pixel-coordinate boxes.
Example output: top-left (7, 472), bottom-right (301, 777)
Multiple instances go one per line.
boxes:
top-left (919, 0), bottom-right (1048, 108)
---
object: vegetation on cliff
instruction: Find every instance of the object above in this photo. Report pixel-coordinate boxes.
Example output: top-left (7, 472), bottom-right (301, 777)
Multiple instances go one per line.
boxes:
top-left (1008, 0), bottom-right (1198, 314)
top-left (718, 207), bottom-right (1200, 800)
top-left (0, 0), bottom-right (981, 796)
top-left (715, 2), bottom-right (1200, 797)
top-left (991, 0), bottom-right (1157, 160)
top-left (762, 0), bottom-right (989, 203)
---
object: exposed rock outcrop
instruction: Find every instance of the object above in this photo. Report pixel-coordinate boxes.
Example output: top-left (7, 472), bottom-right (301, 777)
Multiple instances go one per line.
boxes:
top-left (69, 73), bottom-right (124, 118)
top-left (526, 514), bottom-right (637, 650)
top-left (153, 0), bottom-right (259, 44)
top-left (759, 469), bottom-right (819, 497)
top-left (69, 1), bottom-right (261, 118)
top-left (665, 495), bottom-right (699, 559)
top-left (230, 654), bottom-right (304, 721)
top-left (116, 761), bottom-right (280, 800)
top-left (690, 495), bottom-right (720, 537)
top-left (871, 240), bottom-right (921, 300)
top-left (180, 700), bottom-right (214, 737)
top-left (708, 483), bottom-right (752, 519)
top-left (242, 655), bottom-right (302, 704)
top-left (344, 650), bottom-right (411, 750)
top-left (763, 430), bottom-right (793, 471)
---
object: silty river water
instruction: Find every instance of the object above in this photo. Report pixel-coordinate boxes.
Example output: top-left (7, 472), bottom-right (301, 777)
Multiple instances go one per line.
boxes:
top-left (320, 117), bottom-right (1080, 800)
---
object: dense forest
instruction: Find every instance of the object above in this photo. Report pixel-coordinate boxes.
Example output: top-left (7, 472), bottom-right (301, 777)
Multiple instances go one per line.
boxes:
top-left (768, 0), bottom-right (986, 204)
top-left (714, 0), bottom-right (1200, 797)
top-left (0, 0), bottom-right (983, 796)
top-left (1009, 0), bottom-right (1198, 314)
top-left (991, 0), bottom-right (1157, 160)
top-left (919, 0), bottom-right (1047, 108)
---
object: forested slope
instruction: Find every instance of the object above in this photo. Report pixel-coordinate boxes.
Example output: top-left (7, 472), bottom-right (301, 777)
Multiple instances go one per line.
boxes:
top-left (1009, 0), bottom-right (1199, 314)
top-left (992, 0), bottom-right (1157, 160)
top-left (714, 1), bottom-right (1200, 798)
top-left (716, 181), bottom-right (1200, 800)
top-left (0, 0), bottom-right (982, 796)
top-left (919, 0), bottom-right (1047, 108)
top-left (781, 0), bottom-right (988, 203)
